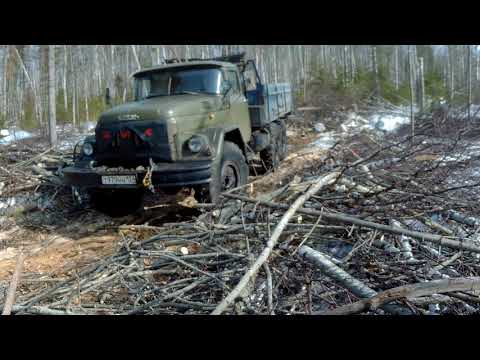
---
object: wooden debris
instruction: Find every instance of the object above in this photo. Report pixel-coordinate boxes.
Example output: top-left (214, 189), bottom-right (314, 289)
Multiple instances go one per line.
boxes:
top-left (2, 252), bottom-right (26, 315)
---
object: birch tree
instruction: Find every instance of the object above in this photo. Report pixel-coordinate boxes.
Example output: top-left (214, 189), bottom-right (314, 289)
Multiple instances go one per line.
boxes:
top-left (48, 45), bottom-right (57, 146)
top-left (467, 45), bottom-right (472, 121)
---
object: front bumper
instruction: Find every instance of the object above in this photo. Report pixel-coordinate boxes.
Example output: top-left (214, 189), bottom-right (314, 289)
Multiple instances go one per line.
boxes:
top-left (62, 160), bottom-right (213, 189)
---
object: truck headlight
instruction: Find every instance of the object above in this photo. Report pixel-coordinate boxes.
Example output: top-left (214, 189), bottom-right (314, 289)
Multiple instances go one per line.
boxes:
top-left (83, 142), bottom-right (94, 156)
top-left (187, 136), bottom-right (207, 153)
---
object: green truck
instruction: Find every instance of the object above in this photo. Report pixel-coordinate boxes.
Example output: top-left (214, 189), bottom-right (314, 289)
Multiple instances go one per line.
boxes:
top-left (63, 53), bottom-right (293, 213)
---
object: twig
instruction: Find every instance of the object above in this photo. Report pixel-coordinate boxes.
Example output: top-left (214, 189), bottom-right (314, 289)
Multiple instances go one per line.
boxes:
top-left (263, 263), bottom-right (273, 315)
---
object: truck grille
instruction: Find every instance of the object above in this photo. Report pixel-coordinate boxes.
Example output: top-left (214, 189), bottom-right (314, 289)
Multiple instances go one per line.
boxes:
top-left (95, 122), bottom-right (171, 167)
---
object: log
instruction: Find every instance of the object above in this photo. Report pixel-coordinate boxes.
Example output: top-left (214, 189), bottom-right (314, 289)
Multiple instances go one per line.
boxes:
top-left (448, 210), bottom-right (480, 227)
top-left (211, 172), bottom-right (341, 315)
top-left (2, 252), bottom-right (26, 315)
top-left (11, 305), bottom-right (81, 315)
top-left (298, 245), bottom-right (411, 315)
top-left (222, 193), bottom-right (480, 253)
top-left (319, 277), bottom-right (480, 315)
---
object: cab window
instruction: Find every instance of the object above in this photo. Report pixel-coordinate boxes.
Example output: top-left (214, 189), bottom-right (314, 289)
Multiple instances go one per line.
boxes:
top-left (226, 70), bottom-right (240, 94)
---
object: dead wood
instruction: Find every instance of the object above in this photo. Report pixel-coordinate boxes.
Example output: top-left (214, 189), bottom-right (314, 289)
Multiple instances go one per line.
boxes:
top-left (222, 193), bottom-right (480, 253)
top-left (211, 172), bottom-right (341, 315)
top-left (319, 277), bottom-right (480, 315)
top-left (2, 252), bottom-right (26, 315)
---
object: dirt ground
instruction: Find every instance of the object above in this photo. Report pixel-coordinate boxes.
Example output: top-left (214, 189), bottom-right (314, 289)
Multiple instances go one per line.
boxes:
top-left (0, 123), bottom-right (328, 283)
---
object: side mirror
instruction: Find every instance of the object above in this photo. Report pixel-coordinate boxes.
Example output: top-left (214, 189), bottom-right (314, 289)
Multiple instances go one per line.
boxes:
top-left (105, 88), bottom-right (111, 106)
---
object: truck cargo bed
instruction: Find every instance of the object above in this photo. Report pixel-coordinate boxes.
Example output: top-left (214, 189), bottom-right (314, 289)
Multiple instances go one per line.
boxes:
top-left (247, 82), bottom-right (293, 128)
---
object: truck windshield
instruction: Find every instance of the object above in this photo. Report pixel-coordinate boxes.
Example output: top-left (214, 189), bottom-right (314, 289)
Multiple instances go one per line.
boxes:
top-left (134, 67), bottom-right (222, 100)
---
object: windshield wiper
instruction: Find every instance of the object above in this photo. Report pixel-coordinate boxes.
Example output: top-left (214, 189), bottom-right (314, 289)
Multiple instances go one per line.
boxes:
top-left (146, 93), bottom-right (167, 99)
top-left (173, 91), bottom-right (202, 95)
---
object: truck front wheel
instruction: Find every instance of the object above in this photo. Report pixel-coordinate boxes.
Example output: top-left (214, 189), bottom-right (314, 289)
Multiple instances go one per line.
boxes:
top-left (199, 141), bottom-right (248, 203)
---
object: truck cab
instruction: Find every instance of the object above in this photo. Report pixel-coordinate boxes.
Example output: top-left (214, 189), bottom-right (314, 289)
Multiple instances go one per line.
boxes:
top-left (63, 53), bottom-right (292, 214)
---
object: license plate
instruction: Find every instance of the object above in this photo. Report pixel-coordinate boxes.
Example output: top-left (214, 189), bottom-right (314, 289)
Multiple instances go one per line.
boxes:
top-left (101, 175), bottom-right (137, 185)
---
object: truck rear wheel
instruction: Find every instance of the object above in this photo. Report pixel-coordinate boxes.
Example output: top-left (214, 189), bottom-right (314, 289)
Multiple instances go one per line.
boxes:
top-left (278, 119), bottom-right (288, 160)
top-left (198, 141), bottom-right (248, 203)
top-left (260, 120), bottom-right (287, 172)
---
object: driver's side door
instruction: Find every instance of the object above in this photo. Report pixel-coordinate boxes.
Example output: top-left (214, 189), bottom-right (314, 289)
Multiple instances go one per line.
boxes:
top-left (224, 69), bottom-right (251, 141)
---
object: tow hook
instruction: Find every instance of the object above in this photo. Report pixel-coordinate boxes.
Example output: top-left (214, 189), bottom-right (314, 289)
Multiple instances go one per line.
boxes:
top-left (142, 158), bottom-right (155, 193)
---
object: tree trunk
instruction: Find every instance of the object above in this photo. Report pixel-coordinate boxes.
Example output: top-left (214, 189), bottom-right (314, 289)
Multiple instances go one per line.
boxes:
top-left (130, 45), bottom-right (141, 71)
top-left (409, 45), bottom-right (416, 140)
top-left (467, 45), bottom-right (472, 121)
top-left (13, 46), bottom-right (42, 128)
top-left (110, 45), bottom-right (116, 99)
top-left (394, 45), bottom-right (399, 90)
top-left (2, 46), bottom-right (7, 121)
top-left (48, 45), bottom-right (57, 147)
top-left (273, 45), bottom-right (278, 83)
top-left (303, 46), bottom-right (308, 103)
top-left (63, 45), bottom-right (68, 112)
top-left (350, 45), bottom-right (356, 83)
top-left (476, 48), bottom-right (479, 90)
top-left (84, 75), bottom-right (89, 123)
top-left (418, 57), bottom-right (425, 113)
top-left (448, 45), bottom-right (455, 101)
top-left (371, 45), bottom-right (380, 98)
top-left (71, 46), bottom-right (76, 129)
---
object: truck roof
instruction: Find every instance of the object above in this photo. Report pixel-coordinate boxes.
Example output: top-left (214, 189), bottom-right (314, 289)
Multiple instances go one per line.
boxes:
top-left (131, 61), bottom-right (236, 78)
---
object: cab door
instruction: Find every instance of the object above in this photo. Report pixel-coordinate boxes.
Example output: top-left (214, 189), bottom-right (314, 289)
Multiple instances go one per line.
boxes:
top-left (224, 69), bottom-right (251, 141)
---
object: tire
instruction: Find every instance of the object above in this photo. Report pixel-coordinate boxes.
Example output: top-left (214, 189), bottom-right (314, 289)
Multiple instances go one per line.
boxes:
top-left (91, 188), bottom-right (144, 217)
top-left (278, 119), bottom-right (288, 161)
top-left (198, 141), bottom-right (249, 203)
top-left (260, 121), bottom-right (285, 172)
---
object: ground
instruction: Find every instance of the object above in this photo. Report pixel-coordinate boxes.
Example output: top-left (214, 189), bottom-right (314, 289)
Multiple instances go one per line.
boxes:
top-left (0, 120), bottom-right (327, 283)
top-left (4, 108), bottom-right (480, 315)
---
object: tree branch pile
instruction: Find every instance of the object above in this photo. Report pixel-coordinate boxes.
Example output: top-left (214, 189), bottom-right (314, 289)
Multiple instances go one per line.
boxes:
top-left (3, 114), bottom-right (480, 315)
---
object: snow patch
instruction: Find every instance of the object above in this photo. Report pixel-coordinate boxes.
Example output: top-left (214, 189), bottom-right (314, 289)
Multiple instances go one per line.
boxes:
top-left (369, 114), bottom-right (410, 132)
top-left (314, 123), bottom-right (326, 133)
top-left (310, 132), bottom-right (337, 150)
top-left (0, 130), bottom-right (34, 145)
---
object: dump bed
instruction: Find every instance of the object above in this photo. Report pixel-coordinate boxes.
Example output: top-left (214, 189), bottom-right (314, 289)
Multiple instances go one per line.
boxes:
top-left (247, 82), bottom-right (293, 128)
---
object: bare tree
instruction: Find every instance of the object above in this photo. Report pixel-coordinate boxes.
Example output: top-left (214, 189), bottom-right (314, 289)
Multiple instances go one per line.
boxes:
top-left (467, 45), bottom-right (472, 121)
top-left (48, 45), bottom-right (57, 146)
top-left (394, 45), bottom-right (399, 90)
top-left (408, 45), bottom-right (416, 140)
top-left (371, 46), bottom-right (380, 97)
top-left (418, 57), bottom-right (425, 112)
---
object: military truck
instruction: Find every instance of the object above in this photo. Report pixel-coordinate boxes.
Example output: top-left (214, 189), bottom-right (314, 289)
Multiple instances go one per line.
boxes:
top-left (63, 53), bottom-right (293, 214)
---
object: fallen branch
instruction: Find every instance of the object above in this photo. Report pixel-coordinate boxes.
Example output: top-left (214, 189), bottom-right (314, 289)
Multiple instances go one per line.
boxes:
top-left (319, 277), bottom-right (480, 315)
top-left (298, 245), bottom-right (411, 315)
top-left (211, 172), bottom-right (341, 315)
top-left (2, 252), bottom-right (26, 315)
top-left (11, 305), bottom-right (82, 315)
top-left (222, 193), bottom-right (480, 253)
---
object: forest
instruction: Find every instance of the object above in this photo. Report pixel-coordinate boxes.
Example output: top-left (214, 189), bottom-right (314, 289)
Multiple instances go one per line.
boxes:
top-left (1, 45), bottom-right (479, 136)
top-left (1, 45), bottom-right (480, 316)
